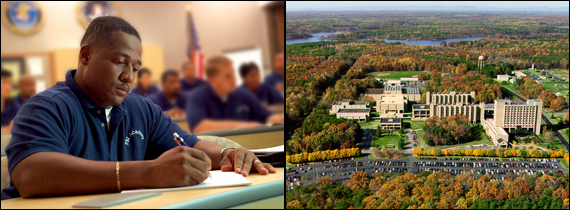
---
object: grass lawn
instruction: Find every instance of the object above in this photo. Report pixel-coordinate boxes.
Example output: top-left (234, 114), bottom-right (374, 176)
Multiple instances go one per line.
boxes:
top-left (286, 164), bottom-right (295, 168)
top-left (496, 80), bottom-right (526, 102)
top-left (407, 120), bottom-right (425, 130)
top-left (367, 71), bottom-right (426, 79)
top-left (372, 130), bottom-right (404, 149)
top-left (359, 121), bottom-right (380, 129)
top-left (560, 158), bottom-right (569, 169)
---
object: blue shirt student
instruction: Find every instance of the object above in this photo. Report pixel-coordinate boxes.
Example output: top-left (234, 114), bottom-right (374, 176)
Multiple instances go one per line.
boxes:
top-left (1, 99), bottom-right (20, 126)
top-left (185, 84), bottom-right (271, 132)
top-left (14, 95), bottom-right (25, 106)
top-left (130, 84), bottom-right (159, 97)
top-left (1, 70), bottom-right (199, 200)
top-left (238, 83), bottom-right (284, 106)
top-left (181, 77), bottom-right (207, 92)
top-left (262, 72), bottom-right (284, 90)
top-left (148, 91), bottom-right (189, 112)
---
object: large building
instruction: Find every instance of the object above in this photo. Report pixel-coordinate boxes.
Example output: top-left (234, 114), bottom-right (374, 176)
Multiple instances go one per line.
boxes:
top-left (480, 99), bottom-right (543, 147)
top-left (412, 91), bottom-right (483, 123)
top-left (493, 99), bottom-right (542, 135)
top-left (366, 85), bottom-right (420, 118)
top-left (330, 99), bottom-right (369, 114)
top-left (336, 109), bottom-right (370, 122)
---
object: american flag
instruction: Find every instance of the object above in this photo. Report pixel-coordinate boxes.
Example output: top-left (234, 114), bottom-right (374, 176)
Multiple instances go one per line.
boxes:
top-left (187, 11), bottom-right (204, 78)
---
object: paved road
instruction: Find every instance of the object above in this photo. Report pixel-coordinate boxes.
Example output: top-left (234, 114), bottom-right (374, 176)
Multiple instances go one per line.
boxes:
top-left (286, 156), bottom-right (568, 188)
top-left (503, 88), bottom-right (569, 151)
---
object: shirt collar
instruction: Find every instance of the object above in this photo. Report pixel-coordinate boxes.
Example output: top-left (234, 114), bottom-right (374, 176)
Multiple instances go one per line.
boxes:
top-left (64, 69), bottom-right (125, 113)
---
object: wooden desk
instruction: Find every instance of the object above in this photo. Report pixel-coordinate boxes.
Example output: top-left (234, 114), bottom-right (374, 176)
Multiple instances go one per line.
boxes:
top-left (0, 168), bottom-right (283, 209)
top-left (195, 125), bottom-right (284, 150)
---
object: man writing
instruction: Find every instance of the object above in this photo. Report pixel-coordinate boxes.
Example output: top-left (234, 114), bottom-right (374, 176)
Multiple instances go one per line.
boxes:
top-left (1, 16), bottom-right (275, 200)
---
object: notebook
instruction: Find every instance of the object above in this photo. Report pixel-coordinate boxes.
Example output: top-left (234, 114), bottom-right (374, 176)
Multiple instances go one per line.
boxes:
top-left (121, 170), bottom-right (251, 194)
top-left (249, 145), bottom-right (284, 154)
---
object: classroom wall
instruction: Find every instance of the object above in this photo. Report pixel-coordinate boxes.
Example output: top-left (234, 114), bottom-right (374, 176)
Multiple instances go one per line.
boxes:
top-left (1, 1), bottom-right (275, 84)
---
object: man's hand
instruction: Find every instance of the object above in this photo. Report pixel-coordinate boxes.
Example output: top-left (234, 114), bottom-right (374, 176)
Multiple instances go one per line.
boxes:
top-left (148, 146), bottom-right (212, 188)
top-left (164, 108), bottom-right (185, 118)
top-left (266, 114), bottom-right (284, 124)
top-left (234, 122), bottom-right (264, 129)
top-left (275, 83), bottom-right (284, 91)
top-left (220, 147), bottom-right (276, 177)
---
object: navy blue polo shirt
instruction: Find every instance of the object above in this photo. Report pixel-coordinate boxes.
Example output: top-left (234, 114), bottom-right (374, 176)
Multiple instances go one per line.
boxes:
top-left (185, 84), bottom-right (271, 132)
top-left (148, 91), bottom-right (189, 112)
top-left (15, 94), bottom-right (25, 106)
top-left (1, 70), bottom-right (199, 200)
top-left (262, 72), bottom-right (284, 91)
top-left (181, 77), bottom-right (207, 92)
top-left (238, 83), bottom-right (284, 106)
top-left (130, 84), bottom-right (159, 97)
top-left (1, 99), bottom-right (20, 126)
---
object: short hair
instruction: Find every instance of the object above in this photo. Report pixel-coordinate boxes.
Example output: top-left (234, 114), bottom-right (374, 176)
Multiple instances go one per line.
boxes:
top-left (239, 62), bottom-right (259, 78)
top-left (137, 68), bottom-right (150, 79)
top-left (161, 69), bottom-right (179, 83)
top-left (204, 55), bottom-right (232, 78)
top-left (1, 69), bottom-right (12, 78)
top-left (80, 16), bottom-right (141, 48)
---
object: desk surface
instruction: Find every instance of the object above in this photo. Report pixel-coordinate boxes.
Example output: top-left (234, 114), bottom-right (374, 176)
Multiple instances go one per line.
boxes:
top-left (1, 168), bottom-right (283, 209)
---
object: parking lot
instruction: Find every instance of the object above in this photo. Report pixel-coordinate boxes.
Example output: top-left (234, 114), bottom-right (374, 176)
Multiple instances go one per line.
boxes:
top-left (286, 156), bottom-right (568, 190)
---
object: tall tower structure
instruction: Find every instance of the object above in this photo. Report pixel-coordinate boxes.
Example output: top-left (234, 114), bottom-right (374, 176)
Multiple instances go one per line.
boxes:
top-left (478, 55), bottom-right (485, 71)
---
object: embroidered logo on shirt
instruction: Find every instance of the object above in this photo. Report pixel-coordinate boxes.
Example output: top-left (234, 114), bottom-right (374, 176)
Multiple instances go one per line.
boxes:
top-left (125, 130), bottom-right (144, 145)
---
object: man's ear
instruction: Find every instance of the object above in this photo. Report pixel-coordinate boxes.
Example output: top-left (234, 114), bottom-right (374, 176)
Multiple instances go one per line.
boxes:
top-left (79, 45), bottom-right (92, 66)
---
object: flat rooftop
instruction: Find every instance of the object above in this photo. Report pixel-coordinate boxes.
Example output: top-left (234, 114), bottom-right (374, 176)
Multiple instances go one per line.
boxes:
top-left (385, 86), bottom-right (402, 91)
top-left (366, 89), bottom-right (384, 94)
top-left (379, 95), bottom-right (406, 104)
top-left (380, 118), bottom-right (401, 123)
top-left (413, 104), bottom-right (429, 109)
top-left (484, 104), bottom-right (494, 109)
top-left (337, 109), bottom-right (370, 113)
top-left (405, 88), bottom-right (420, 94)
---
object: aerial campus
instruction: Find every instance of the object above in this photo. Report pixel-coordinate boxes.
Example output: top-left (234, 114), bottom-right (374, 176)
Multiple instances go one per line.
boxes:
top-left (285, 3), bottom-right (569, 210)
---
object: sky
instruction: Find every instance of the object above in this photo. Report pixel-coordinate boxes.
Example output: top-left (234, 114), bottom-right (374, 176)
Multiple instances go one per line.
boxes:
top-left (286, 1), bottom-right (570, 11)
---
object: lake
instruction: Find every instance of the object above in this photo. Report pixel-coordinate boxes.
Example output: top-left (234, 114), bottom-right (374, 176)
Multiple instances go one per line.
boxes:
top-left (286, 31), bottom-right (489, 46)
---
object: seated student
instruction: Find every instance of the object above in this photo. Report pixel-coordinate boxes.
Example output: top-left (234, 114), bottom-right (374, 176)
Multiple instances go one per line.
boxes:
top-left (1, 16), bottom-right (275, 200)
top-left (181, 62), bottom-right (207, 92)
top-left (238, 62), bottom-right (284, 108)
top-left (262, 52), bottom-right (284, 92)
top-left (15, 75), bottom-right (36, 105)
top-left (185, 55), bottom-right (285, 133)
top-left (148, 70), bottom-right (187, 118)
top-left (130, 68), bottom-right (159, 97)
top-left (1, 69), bottom-right (20, 133)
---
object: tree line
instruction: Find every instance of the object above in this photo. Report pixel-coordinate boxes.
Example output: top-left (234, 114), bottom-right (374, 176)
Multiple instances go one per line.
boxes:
top-left (286, 148), bottom-right (361, 164)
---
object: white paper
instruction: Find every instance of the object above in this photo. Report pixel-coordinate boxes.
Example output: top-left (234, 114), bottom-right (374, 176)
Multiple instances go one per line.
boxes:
top-left (120, 170), bottom-right (251, 194)
top-left (25, 56), bottom-right (44, 76)
top-left (249, 145), bottom-right (284, 153)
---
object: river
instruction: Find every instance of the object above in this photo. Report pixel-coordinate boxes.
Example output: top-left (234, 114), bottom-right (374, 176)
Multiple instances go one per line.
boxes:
top-left (286, 31), bottom-right (489, 46)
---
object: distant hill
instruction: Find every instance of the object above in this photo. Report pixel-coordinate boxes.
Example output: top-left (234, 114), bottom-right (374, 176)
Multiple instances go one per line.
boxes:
top-left (289, 5), bottom-right (569, 13)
